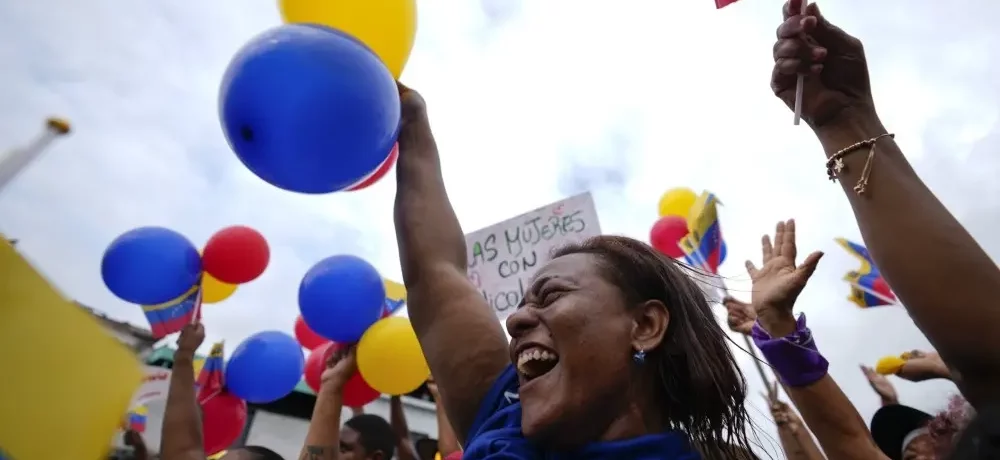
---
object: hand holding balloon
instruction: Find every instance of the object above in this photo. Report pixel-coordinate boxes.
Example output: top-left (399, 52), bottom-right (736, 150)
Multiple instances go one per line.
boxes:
top-left (322, 346), bottom-right (358, 392)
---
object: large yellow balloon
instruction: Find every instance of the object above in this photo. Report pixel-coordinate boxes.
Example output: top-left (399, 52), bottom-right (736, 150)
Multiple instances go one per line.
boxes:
top-left (201, 273), bottom-right (237, 304)
top-left (357, 317), bottom-right (429, 395)
top-left (278, 0), bottom-right (417, 79)
top-left (657, 187), bottom-right (697, 218)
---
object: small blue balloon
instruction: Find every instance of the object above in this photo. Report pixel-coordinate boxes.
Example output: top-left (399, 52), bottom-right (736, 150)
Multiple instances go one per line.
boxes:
top-left (720, 240), bottom-right (727, 265)
top-left (219, 24), bottom-right (401, 194)
top-left (299, 255), bottom-right (385, 343)
top-left (225, 331), bottom-right (305, 404)
top-left (101, 227), bottom-right (201, 305)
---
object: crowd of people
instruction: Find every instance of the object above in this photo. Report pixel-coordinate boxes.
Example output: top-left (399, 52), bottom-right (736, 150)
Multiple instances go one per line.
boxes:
top-left (111, 0), bottom-right (996, 459)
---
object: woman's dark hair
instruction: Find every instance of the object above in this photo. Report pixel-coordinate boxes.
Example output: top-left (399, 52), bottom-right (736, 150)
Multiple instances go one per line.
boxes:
top-left (243, 445), bottom-right (284, 460)
top-left (552, 235), bottom-right (755, 459)
top-left (345, 414), bottom-right (396, 459)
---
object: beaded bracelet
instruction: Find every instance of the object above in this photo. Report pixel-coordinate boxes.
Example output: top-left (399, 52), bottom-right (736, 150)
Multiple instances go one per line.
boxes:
top-left (825, 133), bottom-right (895, 195)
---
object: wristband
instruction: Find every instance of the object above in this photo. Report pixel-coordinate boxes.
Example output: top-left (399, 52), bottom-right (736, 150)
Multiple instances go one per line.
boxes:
top-left (751, 313), bottom-right (829, 387)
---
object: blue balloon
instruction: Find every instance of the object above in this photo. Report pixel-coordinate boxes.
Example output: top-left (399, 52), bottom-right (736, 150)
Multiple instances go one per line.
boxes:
top-left (226, 331), bottom-right (305, 404)
top-left (299, 255), bottom-right (385, 343)
top-left (101, 227), bottom-right (201, 305)
top-left (219, 24), bottom-right (401, 194)
top-left (720, 240), bottom-right (727, 265)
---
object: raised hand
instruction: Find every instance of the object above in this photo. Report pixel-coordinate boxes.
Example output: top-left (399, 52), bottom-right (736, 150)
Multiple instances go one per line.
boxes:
top-left (898, 350), bottom-right (952, 382)
top-left (745, 220), bottom-right (823, 333)
top-left (321, 346), bottom-right (358, 392)
top-left (721, 296), bottom-right (756, 335)
top-left (771, 0), bottom-right (874, 129)
top-left (861, 364), bottom-right (898, 405)
top-left (175, 323), bottom-right (204, 359)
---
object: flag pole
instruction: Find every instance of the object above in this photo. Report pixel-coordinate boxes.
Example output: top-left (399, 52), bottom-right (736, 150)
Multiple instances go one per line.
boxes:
top-left (718, 281), bottom-right (776, 400)
top-left (0, 117), bottom-right (71, 195)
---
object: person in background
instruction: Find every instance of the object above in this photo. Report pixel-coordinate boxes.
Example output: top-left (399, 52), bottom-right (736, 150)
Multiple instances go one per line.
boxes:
top-left (390, 394), bottom-right (419, 460)
top-left (393, 81), bottom-right (756, 459)
top-left (123, 429), bottom-right (150, 460)
top-left (299, 347), bottom-right (396, 460)
top-left (159, 323), bottom-right (283, 460)
top-left (764, 382), bottom-right (825, 460)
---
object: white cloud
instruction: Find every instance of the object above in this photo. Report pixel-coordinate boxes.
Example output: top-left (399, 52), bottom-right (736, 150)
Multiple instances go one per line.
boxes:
top-left (3, 0), bottom-right (997, 455)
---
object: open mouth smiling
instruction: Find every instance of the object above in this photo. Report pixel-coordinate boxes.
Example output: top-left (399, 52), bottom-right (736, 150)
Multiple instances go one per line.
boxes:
top-left (516, 346), bottom-right (560, 382)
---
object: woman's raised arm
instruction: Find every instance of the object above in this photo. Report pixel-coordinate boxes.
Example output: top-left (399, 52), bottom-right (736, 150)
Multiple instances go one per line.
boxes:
top-left (393, 83), bottom-right (510, 443)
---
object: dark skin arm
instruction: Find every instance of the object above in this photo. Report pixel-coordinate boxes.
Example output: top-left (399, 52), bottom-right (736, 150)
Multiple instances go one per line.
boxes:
top-left (390, 396), bottom-right (418, 460)
top-left (772, 0), bottom-right (1000, 407)
top-left (159, 323), bottom-right (205, 460)
top-left (428, 378), bottom-right (461, 457)
top-left (393, 83), bottom-right (509, 444)
top-left (769, 395), bottom-right (826, 460)
top-left (298, 348), bottom-right (356, 460)
top-left (124, 430), bottom-right (150, 460)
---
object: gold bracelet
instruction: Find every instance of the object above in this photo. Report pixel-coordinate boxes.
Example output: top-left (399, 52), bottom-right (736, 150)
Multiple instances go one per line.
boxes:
top-left (825, 133), bottom-right (894, 195)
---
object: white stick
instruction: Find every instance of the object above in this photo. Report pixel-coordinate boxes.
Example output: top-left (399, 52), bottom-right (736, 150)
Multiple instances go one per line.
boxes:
top-left (792, 0), bottom-right (809, 125)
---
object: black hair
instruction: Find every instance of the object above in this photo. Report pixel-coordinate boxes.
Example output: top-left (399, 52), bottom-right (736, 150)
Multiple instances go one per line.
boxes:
top-left (553, 236), bottom-right (756, 460)
top-left (242, 445), bottom-right (284, 460)
top-left (345, 414), bottom-right (396, 459)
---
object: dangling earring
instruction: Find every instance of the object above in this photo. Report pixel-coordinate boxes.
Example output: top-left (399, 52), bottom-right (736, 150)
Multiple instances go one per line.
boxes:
top-left (632, 348), bottom-right (646, 364)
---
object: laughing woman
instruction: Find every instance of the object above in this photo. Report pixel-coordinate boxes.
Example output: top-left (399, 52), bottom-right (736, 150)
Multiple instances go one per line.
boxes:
top-left (392, 83), bottom-right (755, 460)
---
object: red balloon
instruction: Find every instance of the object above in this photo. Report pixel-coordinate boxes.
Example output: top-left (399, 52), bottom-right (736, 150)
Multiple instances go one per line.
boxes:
top-left (304, 342), bottom-right (381, 407)
top-left (295, 315), bottom-right (328, 350)
top-left (202, 226), bottom-right (270, 284)
top-left (650, 216), bottom-right (689, 258)
top-left (345, 143), bottom-right (398, 192)
top-left (200, 390), bottom-right (247, 455)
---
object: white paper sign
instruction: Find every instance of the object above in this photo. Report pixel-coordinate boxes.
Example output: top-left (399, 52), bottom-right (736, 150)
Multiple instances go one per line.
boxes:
top-left (129, 366), bottom-right (172, 408)
top-left (465, 192), bottom-right (602, 319)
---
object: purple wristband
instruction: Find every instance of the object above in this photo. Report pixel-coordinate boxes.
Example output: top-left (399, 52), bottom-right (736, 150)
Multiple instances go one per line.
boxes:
top-left (751, 313), bottom-right (829, 387)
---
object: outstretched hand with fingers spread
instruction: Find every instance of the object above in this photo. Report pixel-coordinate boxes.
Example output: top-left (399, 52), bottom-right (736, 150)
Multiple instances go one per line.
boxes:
top-left (746, 219), bottom-right (823, 328)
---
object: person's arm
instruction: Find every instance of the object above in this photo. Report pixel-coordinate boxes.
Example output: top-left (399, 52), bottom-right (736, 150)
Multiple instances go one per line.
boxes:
top-left (897, 351), bottom-right (953, 382)
top-left (428, 378), bottom-right (461, 457)
top-left (124, 430), bottom-right (150, 460)
top-left (159, 323), bottom-right (205, 460)
top-left (390, 396), bottom-right (418, 460)
top-left (777, 0), bottom-right (1000, 406)
top-left (745, 219), bottom-right (886, 460)
top-left (769, 397), bottom-right (826, 460)
top-left (299, 348), bottom-right (357, 460)
top-left (860, 365), bottom-right (899, 407)
top-left (393, 83), bottom-right (509, 443)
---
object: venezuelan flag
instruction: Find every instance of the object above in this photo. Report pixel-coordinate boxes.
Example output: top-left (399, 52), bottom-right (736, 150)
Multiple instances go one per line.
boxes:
top-left (197, 342), bottom-right (226, 404)
top-left (681, 192), bottom-right (724, 274)
top-left (836, 238), bottom-right (896, 308)
top-left (142, 284), bottom-right (202, 338)
top-left (127, 406), bottom-right (148, 433)
top-left (382, 278), bottom-right (406, 317)
top-left (845, 270), bottom-right (896, 308)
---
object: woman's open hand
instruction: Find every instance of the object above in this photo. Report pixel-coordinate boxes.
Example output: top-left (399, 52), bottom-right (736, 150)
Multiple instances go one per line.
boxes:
top-left (771, 0), bottom-right (874, 129)
top-left (746, 220), bottom-right (823, 335)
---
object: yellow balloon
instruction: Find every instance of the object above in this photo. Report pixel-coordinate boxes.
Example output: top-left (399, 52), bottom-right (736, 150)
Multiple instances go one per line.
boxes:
top-left (357, 317), bottom-right (429, 395)
top-left (657, 187), bottom-right (697, 218)
top-left (875, 355), bottom-right (906, 375)
top-left (201, 273), bottom-right (237, 304)
top-left (278, 0), bottom-right (417, 79)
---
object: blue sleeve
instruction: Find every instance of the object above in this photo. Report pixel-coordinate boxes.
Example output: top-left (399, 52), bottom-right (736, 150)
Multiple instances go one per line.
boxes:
top-left (463, 365), bottom-right (520, 448)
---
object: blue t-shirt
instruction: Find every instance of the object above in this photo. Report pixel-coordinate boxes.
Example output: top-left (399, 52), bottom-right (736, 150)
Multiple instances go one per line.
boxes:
top-left (462, 366), bottom-right (702, 459)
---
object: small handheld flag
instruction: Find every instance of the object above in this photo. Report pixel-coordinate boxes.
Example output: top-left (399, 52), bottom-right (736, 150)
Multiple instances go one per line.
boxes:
top-left (142, 284), bottom-right (202, 338)
top-left (680, 192), bottom-right (724, 274)
top-left (836, 238), bottom-right (896, 307)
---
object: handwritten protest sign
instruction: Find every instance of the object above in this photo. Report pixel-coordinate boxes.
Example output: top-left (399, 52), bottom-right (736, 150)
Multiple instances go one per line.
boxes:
top-left (465, 192), bottom-right (601, 319)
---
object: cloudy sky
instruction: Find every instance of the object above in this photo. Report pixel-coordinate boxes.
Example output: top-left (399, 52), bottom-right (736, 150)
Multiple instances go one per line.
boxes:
top-left (2, 0), bottom-right (998, 455)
